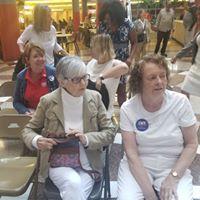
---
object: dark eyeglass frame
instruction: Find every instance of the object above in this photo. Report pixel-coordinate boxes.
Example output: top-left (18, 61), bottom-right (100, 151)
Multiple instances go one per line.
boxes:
top-left (64, 74), bottom-right (90, 84)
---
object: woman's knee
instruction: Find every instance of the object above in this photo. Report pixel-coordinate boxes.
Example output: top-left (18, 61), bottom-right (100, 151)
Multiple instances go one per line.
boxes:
top-left (66, 173), bottom-right (82, 189)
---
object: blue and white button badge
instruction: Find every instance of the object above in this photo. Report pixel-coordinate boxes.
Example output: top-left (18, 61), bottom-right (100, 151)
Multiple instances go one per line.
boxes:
top-left (136, 119), bottom-right (149, 131)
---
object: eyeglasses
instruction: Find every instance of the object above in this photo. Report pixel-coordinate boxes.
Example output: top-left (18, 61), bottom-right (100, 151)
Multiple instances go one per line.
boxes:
top-left (64, 74), bottom-right (90, 84)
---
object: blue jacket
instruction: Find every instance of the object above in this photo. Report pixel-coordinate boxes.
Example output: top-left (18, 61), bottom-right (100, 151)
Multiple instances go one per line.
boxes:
top-left (13, 65), bottom-right (58, 114)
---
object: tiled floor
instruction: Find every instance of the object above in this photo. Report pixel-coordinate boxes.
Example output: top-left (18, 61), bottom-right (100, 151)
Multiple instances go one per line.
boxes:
top-left (0, 31), bottom-right (200, 199)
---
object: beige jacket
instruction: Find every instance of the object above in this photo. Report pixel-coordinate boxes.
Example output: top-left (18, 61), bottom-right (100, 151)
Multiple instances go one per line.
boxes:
top-left (22, 88), bottom-right (116, 182)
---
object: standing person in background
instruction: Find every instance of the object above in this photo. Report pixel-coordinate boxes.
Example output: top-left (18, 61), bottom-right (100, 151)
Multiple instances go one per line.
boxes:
top-left (183, 3), bottom-right (197, 45)
top-left (134, 9), bottom-right (150, 61)
top-left (67, 17), bottom-right (73, 33)
top-left (13, 43), bottom-right (58, 115)
top-left (84, 13), bottom-right (93, 29)
top-left (194, 5), bottom-right (200, 34)
top-left (171, 8), bottom-right (200, 98)
top-left (154, 1), bottom-right (175, 57)
top-left (17, 4), bottom-right (67, 67)
top-left (98, 0), bottom-right (137, 107)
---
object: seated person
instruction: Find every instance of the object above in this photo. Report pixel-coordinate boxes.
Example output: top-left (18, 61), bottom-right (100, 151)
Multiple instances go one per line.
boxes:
top-left (21, 56), bottom-right (116, 200)
top-left (87, 34), bottom-right (128, 119)
top-left (117, 54), bottom-right (198, 200)
top-left (13, 43), bottom-right (58, 114)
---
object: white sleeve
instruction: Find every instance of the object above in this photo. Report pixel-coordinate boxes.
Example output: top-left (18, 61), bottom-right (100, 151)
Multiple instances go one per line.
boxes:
top-left (113, 59), bottom-right (123, 67)
top-left (120, 105), bottom-right (135, 132)
top-left (52, 25), bottom-right (63, 52)
top-left (86, 59), bottom-right (94, 74)
top-left (54, 42), bottom-right (63, 52)
top-left (32, 135), bottom-right (43, 149)
top-left (17, 25), bottom-right (32, 45)
top-left (177, 96), bottom-right (197, 127)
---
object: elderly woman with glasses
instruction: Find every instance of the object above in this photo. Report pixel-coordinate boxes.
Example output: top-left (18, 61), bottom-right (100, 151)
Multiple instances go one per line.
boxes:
top-left (22, 56), bottom-right (116, 200)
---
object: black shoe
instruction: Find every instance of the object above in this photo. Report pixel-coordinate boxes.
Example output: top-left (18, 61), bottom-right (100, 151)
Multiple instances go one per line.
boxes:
top-left (161, 53), bottom-right (167, 57)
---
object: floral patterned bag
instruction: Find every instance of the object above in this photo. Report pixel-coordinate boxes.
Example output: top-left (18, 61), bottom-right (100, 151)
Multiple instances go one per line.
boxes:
top-left (47, 133), bottom-right (101, 182)
top-left (49, 135), bottom-right (81, 168)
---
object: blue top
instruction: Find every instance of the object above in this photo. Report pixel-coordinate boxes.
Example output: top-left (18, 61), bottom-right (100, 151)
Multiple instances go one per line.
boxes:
top-left (98, 18), bottom-right (134, 62)
top-left (13, 65), bottom-right (58, 114)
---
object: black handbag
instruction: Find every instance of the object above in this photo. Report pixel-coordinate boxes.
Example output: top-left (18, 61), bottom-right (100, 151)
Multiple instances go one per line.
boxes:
top-left (87, 79), bottom-right (110, 110)
top-left (137, 33), bottom-right (146, 43)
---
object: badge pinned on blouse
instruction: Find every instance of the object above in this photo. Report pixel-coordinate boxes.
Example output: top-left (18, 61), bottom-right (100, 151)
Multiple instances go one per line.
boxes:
top-left (136, 119), bottom-right (149, 131)
top-left (48, 75), bottom-right (55, 81)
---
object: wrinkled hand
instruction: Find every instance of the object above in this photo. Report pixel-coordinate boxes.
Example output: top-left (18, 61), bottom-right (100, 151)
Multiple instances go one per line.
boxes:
top-left (95, 78), bottom-right (102, 91)
top-left (160, 175), bottom-right (178, 200)
top-left (67, 129), bottom-right (87, 146)
top-left (37, 137), bottom-right (57, 150)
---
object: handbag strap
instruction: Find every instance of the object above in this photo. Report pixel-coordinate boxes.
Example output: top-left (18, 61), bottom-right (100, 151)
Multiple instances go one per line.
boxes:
top-left (81, 168), bottom-right (101, 182)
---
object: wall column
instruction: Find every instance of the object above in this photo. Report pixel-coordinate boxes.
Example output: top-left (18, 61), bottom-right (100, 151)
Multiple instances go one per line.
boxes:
top-left (82, 0), bottom-right (88, 22)
top-left (0, 0), bottom-right (20, 61)
top-left (72, 0), bottom-right (80, 32)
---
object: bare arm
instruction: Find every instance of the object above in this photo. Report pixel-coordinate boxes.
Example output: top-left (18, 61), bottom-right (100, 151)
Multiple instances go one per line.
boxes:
top-left (95, 60), bottom-right (128, 90)
top-left (100, 60), bottom-right (128, 79)
top-left (122, 131), bottom-right (158, 200)
top-left (171, 124), bottom-right (198, 177)
top-left (160, 124), bottom-right (198, 200)
top-left (171, 33), bottom-right (199, 63)
top-left (126, 29), bottom-right (137, 66)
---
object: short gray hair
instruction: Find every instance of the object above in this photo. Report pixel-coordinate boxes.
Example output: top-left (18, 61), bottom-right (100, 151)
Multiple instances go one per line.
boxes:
top-left (56, 56), bottom-right (87, 81)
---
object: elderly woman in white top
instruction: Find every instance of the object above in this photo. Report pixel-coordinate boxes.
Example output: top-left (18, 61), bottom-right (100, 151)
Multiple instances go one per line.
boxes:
top-left (17, 4), bottom-right (67, 67)
top-left (21, 56), bottom-right (116, 200)
top-left (87, 34), bottom-right (128, 119)
top-left (117, 54), bottom-right (198, 200)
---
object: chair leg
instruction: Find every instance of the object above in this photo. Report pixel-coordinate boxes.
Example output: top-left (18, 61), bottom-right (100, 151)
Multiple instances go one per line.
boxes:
top-left (103, 147), bottom-right (111, 200)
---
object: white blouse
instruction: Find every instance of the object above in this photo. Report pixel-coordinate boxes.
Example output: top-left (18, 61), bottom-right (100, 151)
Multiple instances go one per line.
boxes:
top-left (87, 58), bottom-right (121, 118)
top-left (17, 24), bottom-right (63, 66)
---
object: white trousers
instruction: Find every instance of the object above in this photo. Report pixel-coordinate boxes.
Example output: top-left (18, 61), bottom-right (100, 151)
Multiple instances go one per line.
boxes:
top-left (49, 167), bottom-right (94, 200)
top-left (117, 157), bottom-right (193, 200)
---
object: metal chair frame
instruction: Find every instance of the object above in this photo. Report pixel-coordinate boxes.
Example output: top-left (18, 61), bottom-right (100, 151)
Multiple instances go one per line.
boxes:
top-left (0, 114), bottom-right (38, 199)
top-left (0, 81), bottom-right (16, 97)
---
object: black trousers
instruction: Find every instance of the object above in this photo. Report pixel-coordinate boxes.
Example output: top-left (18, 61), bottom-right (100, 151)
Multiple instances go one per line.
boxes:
top-left (154, 30), bottom-right (171, 55)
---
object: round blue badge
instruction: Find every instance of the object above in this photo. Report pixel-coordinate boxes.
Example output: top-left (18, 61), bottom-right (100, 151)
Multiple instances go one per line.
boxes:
top-left (136, 119), bottom-right (149, 131)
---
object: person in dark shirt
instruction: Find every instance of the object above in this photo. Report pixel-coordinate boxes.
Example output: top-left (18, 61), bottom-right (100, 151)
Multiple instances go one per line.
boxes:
top-left (98, 1), bottom-right (137, 106)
